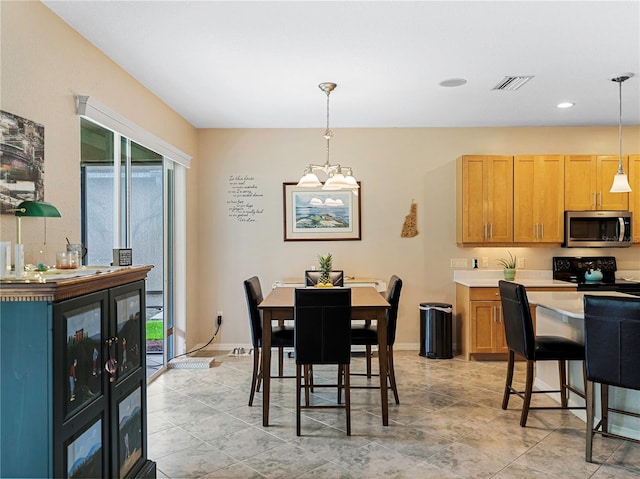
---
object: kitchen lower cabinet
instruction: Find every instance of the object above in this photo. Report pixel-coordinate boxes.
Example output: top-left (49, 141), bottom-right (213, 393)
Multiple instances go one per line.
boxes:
top-left (0, 266), bottom-right (155, 479)
top-left (456, 284), bottom-right (576, 360)
top-left (469, 299), bottom-right (508, 354)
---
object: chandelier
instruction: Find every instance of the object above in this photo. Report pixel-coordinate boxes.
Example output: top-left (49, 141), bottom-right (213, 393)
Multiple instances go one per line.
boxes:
top-left (297, 82), bottom-right (359, 194)
top-left (609, 73), bottom-right (633, 193)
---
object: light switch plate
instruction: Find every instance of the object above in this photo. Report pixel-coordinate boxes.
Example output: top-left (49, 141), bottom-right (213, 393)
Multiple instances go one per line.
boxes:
top-left (450, 258), bottom-right (468, 268)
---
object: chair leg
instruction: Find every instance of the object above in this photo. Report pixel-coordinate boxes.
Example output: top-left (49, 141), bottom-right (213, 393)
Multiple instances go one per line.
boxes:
top-left (304, 365), bottom-right (311, 406)
top-left (296, 364), bottom-right (302, 436)
top-left (586, 380), bottom-right (595, 462)
top-left (344, 364), bottom-right (351, 436)
top-left (502, 350), bottom-right (515, 410)
top-left (337, 365), bottom-right (344, 404)
top-left (558, 360), bottom-right (568, 408)
top-left (601, 384), bottom-right (609, 435)
top-left (520, 360), bottom-right (534, 427)
top-left (387, 346), bottom-right (399, 404)
top-left (278, 347), bottom-right (284, 377)
top-left (249, 347), bottom-right (260, 406)
top-left (365, 345), bottom-right (372, 378)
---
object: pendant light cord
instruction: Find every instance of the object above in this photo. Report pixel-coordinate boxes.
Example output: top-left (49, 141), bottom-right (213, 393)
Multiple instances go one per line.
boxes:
top-left (618, 78), bottom-right (623, 174)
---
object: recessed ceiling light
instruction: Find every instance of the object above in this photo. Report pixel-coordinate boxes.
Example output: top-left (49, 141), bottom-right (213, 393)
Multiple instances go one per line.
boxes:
top-left (439, 78), bottom-right (467, 88)
top-left (557, 102), bottom-right (575, 109)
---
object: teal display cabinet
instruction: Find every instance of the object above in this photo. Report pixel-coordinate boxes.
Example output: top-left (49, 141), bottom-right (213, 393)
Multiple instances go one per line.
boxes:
top-left (1, 266), bottom-right (156, 479)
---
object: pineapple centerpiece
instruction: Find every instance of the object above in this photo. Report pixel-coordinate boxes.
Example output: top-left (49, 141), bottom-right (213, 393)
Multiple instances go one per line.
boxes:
top-left (317, 253), bottom-right (334, 288)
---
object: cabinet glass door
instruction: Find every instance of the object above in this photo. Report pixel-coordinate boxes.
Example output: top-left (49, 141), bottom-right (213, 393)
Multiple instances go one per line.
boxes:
top-left (62, 301), bottom-right (104, 419)
top-left (117, 386), bottom-right (143, 477)
top-left (115, 290), bottom-right (142, 382)
top-left (66, 416), bottom-right (104, 478)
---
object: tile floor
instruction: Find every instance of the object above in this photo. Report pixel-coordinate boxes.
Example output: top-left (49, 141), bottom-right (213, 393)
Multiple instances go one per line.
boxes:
top-left (147, 351), bottom-right (640, 478)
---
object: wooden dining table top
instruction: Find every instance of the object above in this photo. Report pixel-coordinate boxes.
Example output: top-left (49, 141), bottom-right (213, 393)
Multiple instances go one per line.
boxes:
top-left (259, 286), bottom-right (390, 310)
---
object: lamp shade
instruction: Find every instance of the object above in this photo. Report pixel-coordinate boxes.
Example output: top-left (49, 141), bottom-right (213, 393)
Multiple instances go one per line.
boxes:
top-left (297, 172), bottom-right (322, 188)
top-left (14, 201), bottom-right (62, 218)
top-left (610, 173), bottom-right (632, 193)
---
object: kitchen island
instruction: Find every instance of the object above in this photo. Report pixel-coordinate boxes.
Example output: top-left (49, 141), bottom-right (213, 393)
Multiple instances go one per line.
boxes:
top-left (527, 290), bottom-right (639, 441)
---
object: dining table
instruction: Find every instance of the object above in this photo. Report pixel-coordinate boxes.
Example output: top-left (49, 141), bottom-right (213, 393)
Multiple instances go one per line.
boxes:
top-left (258, 286), bottom-right (391, 427)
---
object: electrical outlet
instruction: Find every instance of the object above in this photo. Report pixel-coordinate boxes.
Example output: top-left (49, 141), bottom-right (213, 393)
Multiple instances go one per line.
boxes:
top-left (517, 257), bottom-right (525, 269)
top-left (482, 257), bottom-right (489, 268)
top-left (450, 258), bottom-right (467, 268)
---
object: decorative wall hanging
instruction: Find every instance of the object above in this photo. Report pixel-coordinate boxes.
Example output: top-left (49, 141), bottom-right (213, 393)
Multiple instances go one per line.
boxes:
top-left (283, 182), bottom-right (361, 241)
top-left (401, 200), bottom-right (418, 238)
top-left (0, 111), bottom-right (45, 214)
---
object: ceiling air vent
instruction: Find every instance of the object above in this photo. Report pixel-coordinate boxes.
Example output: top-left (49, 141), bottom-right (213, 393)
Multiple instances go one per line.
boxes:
top-left (491, 76), bottom-right (534, 91)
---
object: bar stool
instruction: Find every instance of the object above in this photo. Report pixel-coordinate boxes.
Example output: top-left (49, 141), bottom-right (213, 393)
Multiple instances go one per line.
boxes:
top-left (583, 295), bottom-right (640, 462)
top-left (498, 281), bottom-right (586, 427)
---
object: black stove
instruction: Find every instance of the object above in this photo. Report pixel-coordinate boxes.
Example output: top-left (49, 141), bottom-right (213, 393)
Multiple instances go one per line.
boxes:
top-left (552, 256), bottom-right (640, 293)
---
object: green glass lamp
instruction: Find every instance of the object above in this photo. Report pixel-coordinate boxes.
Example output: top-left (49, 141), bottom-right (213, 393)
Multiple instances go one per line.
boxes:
top-left (14, 200), bottom-right (62, 244)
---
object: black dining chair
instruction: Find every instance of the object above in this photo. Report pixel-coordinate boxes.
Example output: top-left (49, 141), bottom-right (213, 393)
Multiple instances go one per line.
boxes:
top-left (294, 288), bottom-right (352, 436)
top-left (243, 276), bottom-right (294, 407)
top-left (304, 270), bottom-right (344, 287)
top-left (349, 275), bottom-right (402, 404)
top-left (498, 280), bottom-right (586, 427)
top-left (583, 295), bottom-right (640, 462)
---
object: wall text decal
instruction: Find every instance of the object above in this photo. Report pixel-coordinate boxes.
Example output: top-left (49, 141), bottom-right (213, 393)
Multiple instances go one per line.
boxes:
top-left (227, 175), bottom-right (264, 222)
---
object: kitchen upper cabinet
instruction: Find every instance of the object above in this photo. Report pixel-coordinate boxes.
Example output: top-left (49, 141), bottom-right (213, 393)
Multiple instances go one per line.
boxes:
top-left (630, 155), bottom-right (640, 243)
top-left (456, 155), bottom-right (513, 244)
top-left (514, 155), bottom-right (565, 243)
top-left (565, 155), bottom-right (629, 211)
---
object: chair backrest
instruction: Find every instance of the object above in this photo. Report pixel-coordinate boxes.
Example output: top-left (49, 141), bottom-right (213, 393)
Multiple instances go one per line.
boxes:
top-left (583, 295), bottom-right (640, 390)
top-left (294, 288), bottom-right (351, 365)
top-left (304, 270), bottom-right (344, 287)
top-left (498, 281), bottom-right (535, 359)
top-left (243, 276), bottom-right (263, 348)
top-left (385, 275), bottom-right (403, 345)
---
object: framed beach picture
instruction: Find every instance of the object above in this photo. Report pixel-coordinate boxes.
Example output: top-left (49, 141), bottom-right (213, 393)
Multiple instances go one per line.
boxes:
top-left (283, 182), bottom-right (361, 241)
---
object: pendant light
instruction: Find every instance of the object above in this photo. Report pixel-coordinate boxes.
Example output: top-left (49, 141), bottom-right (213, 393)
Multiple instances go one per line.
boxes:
top-left (609, 73), bottom-right (633, 193)
top-left (296, 82), bottom-right (359, 194)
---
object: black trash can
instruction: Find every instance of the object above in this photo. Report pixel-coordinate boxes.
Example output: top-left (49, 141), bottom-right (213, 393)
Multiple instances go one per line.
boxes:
top-left (419, 302), bottom-right (453, 359)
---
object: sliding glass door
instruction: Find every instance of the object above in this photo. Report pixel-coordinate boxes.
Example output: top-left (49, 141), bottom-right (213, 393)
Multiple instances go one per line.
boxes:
top-left (80, 118), bottom-right (174, 379)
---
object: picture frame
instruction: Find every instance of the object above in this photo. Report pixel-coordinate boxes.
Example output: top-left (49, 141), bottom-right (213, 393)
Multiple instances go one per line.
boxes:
top-left (283, 182), bottom-right (361, 241)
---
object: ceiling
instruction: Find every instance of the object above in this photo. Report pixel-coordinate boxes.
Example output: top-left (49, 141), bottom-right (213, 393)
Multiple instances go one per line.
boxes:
top-left (43, 1), bottom-right (640, 129)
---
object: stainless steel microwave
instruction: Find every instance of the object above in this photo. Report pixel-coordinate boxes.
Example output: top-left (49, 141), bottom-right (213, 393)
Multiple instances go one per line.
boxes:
top-left (564, 211), bottom-right (632, 248)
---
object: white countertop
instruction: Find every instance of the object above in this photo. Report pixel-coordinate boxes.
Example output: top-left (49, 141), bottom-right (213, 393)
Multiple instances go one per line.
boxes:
top-left (453, 270), bottom-right (575, 288)
top-left (527, 291), bottom-right (636, 319)
top-left (453, 269), bottom-right (640, 289)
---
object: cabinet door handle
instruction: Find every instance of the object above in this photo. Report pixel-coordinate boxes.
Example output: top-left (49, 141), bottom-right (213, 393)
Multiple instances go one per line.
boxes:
top-left (483, 223), bottom-right (487, 240)
top-left (540, 223), bottom-right (544, 239)
top-left (489, 223), bottom-right (493, 239)
top-left (598, 191), bottom-right (602, 207)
